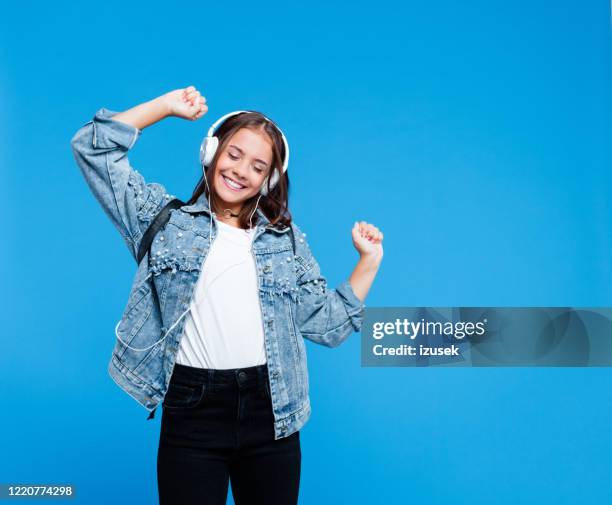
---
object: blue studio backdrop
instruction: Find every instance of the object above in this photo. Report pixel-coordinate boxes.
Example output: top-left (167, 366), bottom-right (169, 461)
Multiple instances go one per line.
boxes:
top-left (1, 0), bottom-right (611, 503)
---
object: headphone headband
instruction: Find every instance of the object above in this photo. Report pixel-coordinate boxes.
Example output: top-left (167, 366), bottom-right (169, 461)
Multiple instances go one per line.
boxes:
top-left (204, 110), bottom-right (290, 173)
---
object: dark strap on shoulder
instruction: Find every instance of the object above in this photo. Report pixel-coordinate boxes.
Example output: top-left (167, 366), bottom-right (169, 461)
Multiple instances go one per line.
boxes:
top-left (137, 198), bottom-right (185, 264)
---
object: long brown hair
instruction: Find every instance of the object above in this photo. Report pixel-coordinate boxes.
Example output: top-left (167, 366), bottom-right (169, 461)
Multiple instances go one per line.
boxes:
top-left (186, 111), bottom-right (292, 230)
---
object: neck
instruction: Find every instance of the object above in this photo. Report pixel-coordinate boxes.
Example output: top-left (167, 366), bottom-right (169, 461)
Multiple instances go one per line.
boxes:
top-left (212, 201), bottom-right (242, 216)
top-left (217, 212), bottom-right (239, 223)
top-left (213, 204), bottom-right (242, 227)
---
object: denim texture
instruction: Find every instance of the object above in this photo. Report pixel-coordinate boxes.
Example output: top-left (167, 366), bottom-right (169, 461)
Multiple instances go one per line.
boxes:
top-left (70, 108), bottom-right (365, 439)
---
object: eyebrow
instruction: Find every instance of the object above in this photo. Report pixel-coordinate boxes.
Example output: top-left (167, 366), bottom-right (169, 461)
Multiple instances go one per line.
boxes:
top-left (228, 145), bottom-right (270, 168)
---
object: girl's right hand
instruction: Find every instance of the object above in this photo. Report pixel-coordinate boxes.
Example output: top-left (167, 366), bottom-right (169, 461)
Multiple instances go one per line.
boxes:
top-left (163, 86), bottom-right (208, 121)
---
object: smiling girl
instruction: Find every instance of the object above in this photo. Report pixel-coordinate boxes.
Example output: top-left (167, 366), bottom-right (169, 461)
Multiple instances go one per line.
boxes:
top-left (71, 85), bottom-right (384, 505)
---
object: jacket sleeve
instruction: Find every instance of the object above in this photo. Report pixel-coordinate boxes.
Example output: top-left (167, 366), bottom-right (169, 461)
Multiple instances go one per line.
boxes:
top-left (70, 107), bottom-right (172, 260)
top-left (291, 222), bottom-right (365, 348)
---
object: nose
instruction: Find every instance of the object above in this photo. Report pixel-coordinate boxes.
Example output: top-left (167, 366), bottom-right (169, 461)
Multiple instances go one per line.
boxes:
top-left (231, 161), bottom-right (249, 181)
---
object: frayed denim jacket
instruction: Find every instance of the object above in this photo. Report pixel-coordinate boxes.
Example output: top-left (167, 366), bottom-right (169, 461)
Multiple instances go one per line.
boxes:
top-left (70, 108), bottom-right (365, 439)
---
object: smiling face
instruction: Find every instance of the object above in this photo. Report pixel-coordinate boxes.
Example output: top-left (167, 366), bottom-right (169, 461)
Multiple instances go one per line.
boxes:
top-left (212, 127), bottom-right (274, 213)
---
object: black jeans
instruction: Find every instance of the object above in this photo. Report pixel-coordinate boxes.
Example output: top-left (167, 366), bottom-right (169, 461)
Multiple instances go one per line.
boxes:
top-left (157, 362), bottom-right (301, 505)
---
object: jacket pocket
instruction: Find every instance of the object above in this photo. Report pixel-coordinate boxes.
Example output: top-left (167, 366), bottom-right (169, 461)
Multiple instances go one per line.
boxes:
top-left (116, 281), bottom-right (155, 349)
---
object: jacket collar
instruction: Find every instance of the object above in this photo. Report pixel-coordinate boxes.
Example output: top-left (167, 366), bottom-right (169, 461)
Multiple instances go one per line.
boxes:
top-left (181, 192), bottom-right (289, 232)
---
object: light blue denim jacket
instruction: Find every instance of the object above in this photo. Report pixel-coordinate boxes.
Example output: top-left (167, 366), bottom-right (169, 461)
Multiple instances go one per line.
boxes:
top-left (70, 108), bottom-right (365, 439)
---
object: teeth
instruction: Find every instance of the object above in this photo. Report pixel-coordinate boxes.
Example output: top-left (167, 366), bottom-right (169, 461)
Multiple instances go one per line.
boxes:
top-left (223, 175), bottom-right (245, 190)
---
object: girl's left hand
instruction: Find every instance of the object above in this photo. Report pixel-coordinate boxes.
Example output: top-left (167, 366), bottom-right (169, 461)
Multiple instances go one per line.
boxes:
top-left (352, 221), bottom-right (384, 260)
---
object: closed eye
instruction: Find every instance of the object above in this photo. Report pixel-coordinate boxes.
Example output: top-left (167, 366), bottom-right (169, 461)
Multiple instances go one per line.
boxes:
top-left (228, 152), bottom-right (265, 173)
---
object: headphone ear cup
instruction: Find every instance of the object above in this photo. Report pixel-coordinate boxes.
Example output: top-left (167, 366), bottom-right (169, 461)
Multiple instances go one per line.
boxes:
top-left (200, 136), bottom-right (219, 170)
top-left (268, 169), bottom-right (280, 190)
top-left (260, 176), bottom-right (269, 196)
top-left (260, 169), bottom-right (280, 196)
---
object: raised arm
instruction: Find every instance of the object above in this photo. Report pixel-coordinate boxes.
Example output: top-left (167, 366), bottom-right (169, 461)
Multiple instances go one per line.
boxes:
top-left (349, 221), bottom-right (384, 301)
top-left (113, 86), bottom-right (208, 129)
top-left (292, 221), bottom-right (384, 348)
top-left (69, 86), bottom-right (208, 259)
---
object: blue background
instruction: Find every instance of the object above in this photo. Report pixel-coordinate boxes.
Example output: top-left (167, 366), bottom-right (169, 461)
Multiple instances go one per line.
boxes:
top-left (2, 0), bottom-right (611, 503)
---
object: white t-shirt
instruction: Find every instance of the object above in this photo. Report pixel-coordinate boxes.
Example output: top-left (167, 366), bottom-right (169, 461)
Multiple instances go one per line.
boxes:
top-left (176, 218), bottom-right (267, 369)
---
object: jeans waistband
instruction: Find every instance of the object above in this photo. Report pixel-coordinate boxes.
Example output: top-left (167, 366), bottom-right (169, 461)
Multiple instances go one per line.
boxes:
top-left (171, 362), bottom-right (269, 392)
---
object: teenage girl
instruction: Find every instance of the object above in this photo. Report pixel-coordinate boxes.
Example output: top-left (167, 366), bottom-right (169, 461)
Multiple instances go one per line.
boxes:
top-left (73, 85), bottom-right (383, 505)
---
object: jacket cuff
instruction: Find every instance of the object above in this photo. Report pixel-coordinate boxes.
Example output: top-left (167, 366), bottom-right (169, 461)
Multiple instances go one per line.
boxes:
top-left (92, 107), bottom-right (142, 150)
top-left (336, 279), bottom-right (366, 332)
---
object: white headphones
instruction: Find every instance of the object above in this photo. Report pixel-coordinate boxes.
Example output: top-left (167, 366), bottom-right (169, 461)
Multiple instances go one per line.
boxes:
top-left (199, 110), bottom-right (290, 196)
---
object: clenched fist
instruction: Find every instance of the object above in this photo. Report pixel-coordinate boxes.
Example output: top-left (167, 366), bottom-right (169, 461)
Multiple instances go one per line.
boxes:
top-left (163, 85), bottom-right (208, 121)
top-left (352, 221), bottom-right (384, 260)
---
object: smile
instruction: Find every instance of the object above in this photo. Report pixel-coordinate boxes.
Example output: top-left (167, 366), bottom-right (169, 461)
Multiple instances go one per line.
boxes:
top-left (221, 175), bottom-right (246, 192)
